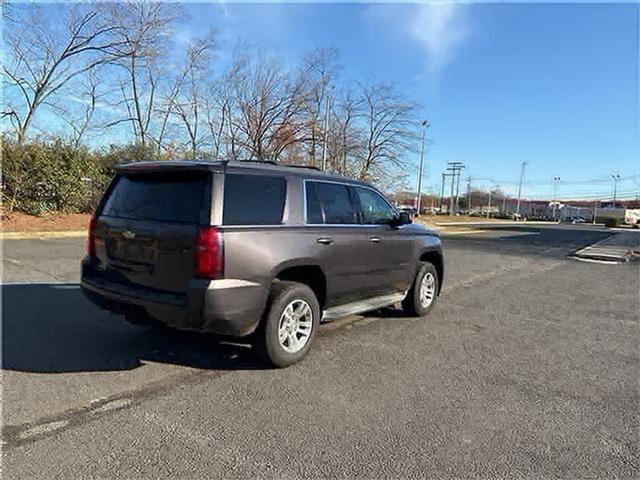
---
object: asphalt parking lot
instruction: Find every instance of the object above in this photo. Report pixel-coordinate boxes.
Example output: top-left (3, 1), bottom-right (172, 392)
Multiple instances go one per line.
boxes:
top-left (2, 225), bottom-right (639, 479)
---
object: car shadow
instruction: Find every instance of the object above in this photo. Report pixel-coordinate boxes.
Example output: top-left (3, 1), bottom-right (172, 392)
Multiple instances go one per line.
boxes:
top-left (2, 283), bottom-right (265, 373)
top-left (363, 306), bottom-right (412, 319)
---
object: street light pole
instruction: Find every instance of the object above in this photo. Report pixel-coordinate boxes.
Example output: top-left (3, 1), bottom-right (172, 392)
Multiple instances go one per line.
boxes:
top-left (415, 120), bottom-right (429, 215)
top-left (321, 88), bottom-right (333, 171)
top-left (516, 161), bottom-right (526, 217)
top-left (552, 176), bottom-right (560, 220)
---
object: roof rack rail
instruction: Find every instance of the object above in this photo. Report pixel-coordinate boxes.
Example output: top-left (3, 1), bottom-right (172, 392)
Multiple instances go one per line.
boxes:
top-left (226, 159), bottom-right (325, 171)
top-left (229, 159), bottom-right (278, 166)
top-left (280, 163), bottom-right (322, 171)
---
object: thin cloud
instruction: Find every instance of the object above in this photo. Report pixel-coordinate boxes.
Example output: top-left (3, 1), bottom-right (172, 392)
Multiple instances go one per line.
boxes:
top-left (66, 95), bottom-right (120, 115)
top-left (410, 2), bottom-right (471, 74)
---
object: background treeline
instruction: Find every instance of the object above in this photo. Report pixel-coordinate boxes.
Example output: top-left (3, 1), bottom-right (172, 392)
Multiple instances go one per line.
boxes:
top-left (2, 140), bottom-right (150, 215)
top-left (2, 1), bottom-right (422, 214)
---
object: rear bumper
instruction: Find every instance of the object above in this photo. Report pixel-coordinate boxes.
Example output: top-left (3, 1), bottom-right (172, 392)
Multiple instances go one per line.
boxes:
top-left (81, 258), bottom-right (267, 337)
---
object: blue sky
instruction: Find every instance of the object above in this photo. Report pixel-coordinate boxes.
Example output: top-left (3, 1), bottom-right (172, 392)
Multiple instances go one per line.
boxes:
top-left (179, 1), bottom-right (639, 199)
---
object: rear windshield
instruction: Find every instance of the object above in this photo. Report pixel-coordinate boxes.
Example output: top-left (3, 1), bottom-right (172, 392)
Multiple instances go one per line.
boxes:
top-left (102, 173), bottom-right (209, 223)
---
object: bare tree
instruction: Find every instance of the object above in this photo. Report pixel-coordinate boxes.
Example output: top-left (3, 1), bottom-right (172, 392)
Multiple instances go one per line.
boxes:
top-left (201, 51), bottom-right (246, 160)
top-left (103, 1), bottom-right (183, 150)
top-left (330, 88), bottom-right (363, 174)
top-left (2, 3), bottom-right (126, 143)
top-left (230, 50), bottom-right (308, 162)
top-left (53, 72), bottom-right (104, 150)
top-left (153, 76), bottom-right (181, 157)
top-left (204, 75), bottom-right (234, 159)
top-left (2, 1), bottom-right (425, 189)
top-left (299, 47), bottom-right (341, 166)
top-left (357, 82), bottom-right (419, 181)
top-left (169, 34), bottom-right (216, 159)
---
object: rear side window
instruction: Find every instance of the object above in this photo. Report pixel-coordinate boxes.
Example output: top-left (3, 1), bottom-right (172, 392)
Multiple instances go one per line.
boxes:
top-left (223, 174), bottom-right (286, 225)
top-left (305, 181), bottom-right (357, 224)
top-left (102, 173), bottom-right (208, 223)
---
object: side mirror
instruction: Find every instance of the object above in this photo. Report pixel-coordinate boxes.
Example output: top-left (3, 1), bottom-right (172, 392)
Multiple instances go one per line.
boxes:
top-left (394, 211), bottom-right (412, 226)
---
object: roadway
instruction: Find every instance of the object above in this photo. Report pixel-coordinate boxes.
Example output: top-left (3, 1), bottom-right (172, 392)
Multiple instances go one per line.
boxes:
top-left (2, 224), bottom-right (638, 478)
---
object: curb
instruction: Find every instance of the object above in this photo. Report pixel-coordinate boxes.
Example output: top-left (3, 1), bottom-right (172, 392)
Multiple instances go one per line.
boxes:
top-left (439, 229), bottom-right (489, 236)
top-left (1, 230), bottom-right (86, 240)
top-left (433, 221), bottom-right (552, 227)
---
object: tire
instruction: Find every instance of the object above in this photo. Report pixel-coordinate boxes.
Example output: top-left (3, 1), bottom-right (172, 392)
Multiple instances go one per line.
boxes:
top-left (254, 281), bottom-right (320, 368)
top-left (402, 262), bottom-right (439, 317)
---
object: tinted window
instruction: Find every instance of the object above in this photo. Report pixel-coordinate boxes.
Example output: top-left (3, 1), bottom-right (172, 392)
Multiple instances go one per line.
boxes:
top-left (223, 174), bottom-right (286, 225)
top-left (102, 173), bottom-right (207, 223)
top-left (354, 187), bottom-right (396, 224)
top-left (306, 181), bottom-right (357, 224)
top-left (305, 182), bottom-right (324, 224)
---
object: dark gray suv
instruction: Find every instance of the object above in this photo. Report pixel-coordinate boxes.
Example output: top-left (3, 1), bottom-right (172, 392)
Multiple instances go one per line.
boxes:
top-left (81, 161), bottom-right (443, 367)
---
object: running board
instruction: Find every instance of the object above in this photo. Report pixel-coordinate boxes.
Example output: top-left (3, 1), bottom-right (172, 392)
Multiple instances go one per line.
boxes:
top-left (321, 292), bottom-right (405, 322)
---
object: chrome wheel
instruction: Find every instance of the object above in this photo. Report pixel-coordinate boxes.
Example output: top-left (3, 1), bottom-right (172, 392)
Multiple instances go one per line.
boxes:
top-left (419, 272), bottom-right (436, 308)
top-left (278, 299), bottom-right (313, 354)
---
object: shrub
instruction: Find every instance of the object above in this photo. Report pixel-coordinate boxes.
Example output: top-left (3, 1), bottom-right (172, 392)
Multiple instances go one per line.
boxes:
top-left (603, 217), bottom-right (619, 228)
top-left (2, 138), bottom-right (110, 215)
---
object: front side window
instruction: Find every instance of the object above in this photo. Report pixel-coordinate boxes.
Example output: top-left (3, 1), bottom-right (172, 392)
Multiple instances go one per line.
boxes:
top-left (353, 187), bottom-right (396, 224)
top-left (223, 174), bottom-right (286, 225)
top-left (305, 181), bottom-right (357, 224)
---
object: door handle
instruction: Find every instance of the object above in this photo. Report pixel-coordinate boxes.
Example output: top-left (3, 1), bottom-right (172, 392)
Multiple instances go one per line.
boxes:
top-left (370, 236), bottom-right (381, 243)
top-left (316, 237), bottom-right (333, 245)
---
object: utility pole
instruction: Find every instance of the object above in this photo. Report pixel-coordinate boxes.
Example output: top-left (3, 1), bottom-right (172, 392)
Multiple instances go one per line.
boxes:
top-left (552, 176), bottom-right (560, 220)
top-left (611, 173), bottom-right (620, 205)
top-left (487, 189), bottom-right (493, 218)
top-left (321, 89), bottom-right (333, 171)
top-left (516, 161), bottom-right (526, 217)
top-left (503, 193), bottom-right (508, 215)
top-left (593, 199), bottom-right (598, 224)
top-left (455, 170), bottom-right (462, 214)
top-left (415, 120), bottom-right (429, 215)
top-left (442, 173), bottom-right (454, 213)
top-left (450, 171), bottom-right (455, 214)
top-left (466, 176), bottom-right (472, 213)
top-left (439, 173), bottom-right (446, 212)
top-left (446, 162), bottom-right (464, 215)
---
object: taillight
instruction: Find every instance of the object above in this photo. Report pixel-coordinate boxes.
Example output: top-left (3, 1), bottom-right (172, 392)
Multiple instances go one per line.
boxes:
top-left (195, 226), bottom-right (223, 279)
top-left (86, 216), bottom-right (97, 257)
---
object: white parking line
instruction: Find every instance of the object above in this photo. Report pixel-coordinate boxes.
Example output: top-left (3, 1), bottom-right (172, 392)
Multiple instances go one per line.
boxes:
top-left (573, 235), bottom-right (634, 262)
top-left (570, 256), bottom-right (622, 265)
top-left (18, 420), bottom-right (69, 440)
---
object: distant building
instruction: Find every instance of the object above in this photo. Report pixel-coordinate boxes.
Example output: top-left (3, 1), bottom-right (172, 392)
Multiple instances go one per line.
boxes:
top-left (476, 205), bottom-right (499, 215)
top-left (560, 205), bottom-right (593, 221)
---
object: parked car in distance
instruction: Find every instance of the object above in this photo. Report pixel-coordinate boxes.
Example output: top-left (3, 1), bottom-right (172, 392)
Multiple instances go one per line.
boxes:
top-left (396, 205), bottom-right (418, 217)
top-left (397, 206), bottom-right (418, 217)
top-left (81, 160), bottom-right (444, 367)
